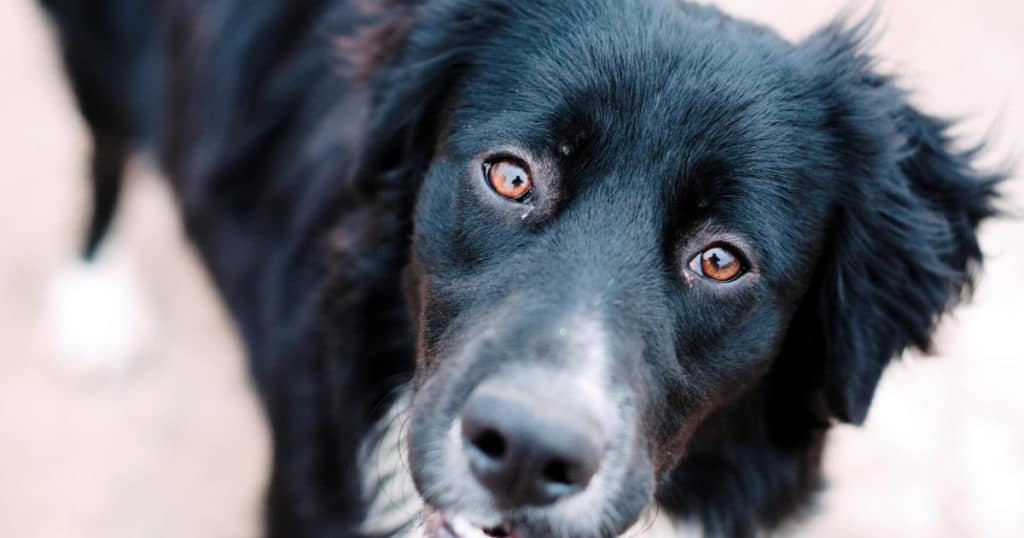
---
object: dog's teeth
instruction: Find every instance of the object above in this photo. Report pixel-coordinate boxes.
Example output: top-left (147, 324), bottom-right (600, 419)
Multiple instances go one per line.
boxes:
top-left (449, 516), bottom-right (497, 538)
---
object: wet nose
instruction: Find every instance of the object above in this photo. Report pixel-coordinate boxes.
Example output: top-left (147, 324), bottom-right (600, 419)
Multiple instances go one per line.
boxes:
top-left (460, 384), bottom-right (605, 508)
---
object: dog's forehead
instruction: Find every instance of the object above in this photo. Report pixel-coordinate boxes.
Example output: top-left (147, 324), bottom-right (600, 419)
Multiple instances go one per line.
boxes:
top-left (460, 3), bottom-right (813, 165)
top-left (443, 0), bottom-right (837, 270)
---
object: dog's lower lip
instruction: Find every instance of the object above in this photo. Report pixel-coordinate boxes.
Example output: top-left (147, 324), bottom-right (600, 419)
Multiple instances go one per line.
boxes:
top-left (481, 525), bottom-right (511, 537)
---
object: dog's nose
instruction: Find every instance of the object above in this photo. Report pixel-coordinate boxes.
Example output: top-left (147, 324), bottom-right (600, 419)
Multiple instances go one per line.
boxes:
top-left (460, 384), bottom-right (605, 508)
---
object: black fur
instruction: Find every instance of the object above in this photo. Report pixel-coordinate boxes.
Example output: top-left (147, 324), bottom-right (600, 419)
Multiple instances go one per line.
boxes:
top-left (39, 1), bottom-right (1003, 537)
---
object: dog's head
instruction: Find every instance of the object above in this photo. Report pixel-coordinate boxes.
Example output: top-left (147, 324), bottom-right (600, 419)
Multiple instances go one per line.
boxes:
top-left (349, 1), bottom-right (1001, 536)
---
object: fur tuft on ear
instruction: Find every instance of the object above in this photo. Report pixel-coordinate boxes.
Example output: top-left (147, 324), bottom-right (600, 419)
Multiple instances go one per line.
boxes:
top-left (796, 18), bottom-right (1005, 424)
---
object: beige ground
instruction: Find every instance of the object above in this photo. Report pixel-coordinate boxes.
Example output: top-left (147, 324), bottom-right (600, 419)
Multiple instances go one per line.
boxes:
top-left (1, 1), bottom-right (1021, 537)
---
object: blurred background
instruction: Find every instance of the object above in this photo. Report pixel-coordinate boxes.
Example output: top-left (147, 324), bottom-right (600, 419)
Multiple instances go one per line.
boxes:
top-left (0, 0), bottom-right (1021, 536)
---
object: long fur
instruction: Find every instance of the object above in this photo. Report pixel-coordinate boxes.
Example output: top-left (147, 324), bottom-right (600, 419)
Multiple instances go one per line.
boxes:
top-left (38, 1), bottom-right (1004, 537)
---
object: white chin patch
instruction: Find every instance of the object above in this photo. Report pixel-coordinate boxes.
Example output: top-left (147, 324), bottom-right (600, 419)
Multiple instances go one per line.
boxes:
top-left (43, 254), bottom-right (154, 373)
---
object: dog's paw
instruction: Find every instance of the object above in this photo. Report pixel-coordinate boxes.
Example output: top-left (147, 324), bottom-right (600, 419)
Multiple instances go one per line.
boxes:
top-left (43, 254), bottom-right (154, 374)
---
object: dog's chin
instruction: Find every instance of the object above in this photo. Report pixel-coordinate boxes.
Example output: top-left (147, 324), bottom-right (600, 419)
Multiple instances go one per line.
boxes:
top-left (422, 508), bottom-right (520, 538)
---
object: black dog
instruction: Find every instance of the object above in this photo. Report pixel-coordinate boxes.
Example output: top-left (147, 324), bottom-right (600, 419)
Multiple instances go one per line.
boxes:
top-left (39, 0), bottom-right (1003, 536)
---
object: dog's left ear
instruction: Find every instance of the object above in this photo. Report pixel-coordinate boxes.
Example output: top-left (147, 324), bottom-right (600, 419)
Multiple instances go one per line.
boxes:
top-left (789, 19), bottom-right (1005, 424)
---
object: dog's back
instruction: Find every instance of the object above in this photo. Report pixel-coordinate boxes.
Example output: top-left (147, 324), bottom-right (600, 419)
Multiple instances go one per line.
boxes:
top-left (38, 0), bottom-right (363, 345)
top-left (38, 3), bottom-right (414, 534)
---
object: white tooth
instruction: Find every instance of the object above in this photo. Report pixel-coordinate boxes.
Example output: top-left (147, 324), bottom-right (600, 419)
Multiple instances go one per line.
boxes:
top-left (450, 515), bottom-right (492, 538)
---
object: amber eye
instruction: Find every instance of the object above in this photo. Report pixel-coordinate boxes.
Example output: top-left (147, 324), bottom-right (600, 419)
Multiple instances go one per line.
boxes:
top-left (484, 158), bottom-right (533, 202)
top-left (689, 245), bottom-right (745, 282)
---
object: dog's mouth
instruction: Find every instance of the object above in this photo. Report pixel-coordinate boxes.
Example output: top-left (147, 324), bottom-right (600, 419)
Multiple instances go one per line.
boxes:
top-left (425, 510), bottom-right (518, 538)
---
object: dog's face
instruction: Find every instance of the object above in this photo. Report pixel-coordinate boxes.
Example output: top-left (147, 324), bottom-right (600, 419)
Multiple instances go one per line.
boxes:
top-left (353, 1), bottom-right (996, 536)
top-left (405, 10), bottom-right (830, 535)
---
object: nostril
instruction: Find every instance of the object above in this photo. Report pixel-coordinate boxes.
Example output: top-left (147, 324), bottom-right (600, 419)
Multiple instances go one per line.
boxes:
top-left (471, 428), bottom-right (507, 460)
top-left (541, 458), bottom-right (572, 485)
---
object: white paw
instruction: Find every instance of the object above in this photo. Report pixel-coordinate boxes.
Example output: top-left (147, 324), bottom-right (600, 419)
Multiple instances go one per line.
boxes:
top-left (44, 253), bottom-right (154, 373)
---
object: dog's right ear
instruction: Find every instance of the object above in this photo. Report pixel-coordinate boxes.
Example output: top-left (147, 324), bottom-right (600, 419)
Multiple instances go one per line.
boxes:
top-left (345, 1), bottom-right (519, 195)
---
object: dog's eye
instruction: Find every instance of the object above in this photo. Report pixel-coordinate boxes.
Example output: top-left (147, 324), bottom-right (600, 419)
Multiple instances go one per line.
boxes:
top-left (483, 158), bottom-right (533, 202)
top-left (689, 245), bottom-right (745, 282)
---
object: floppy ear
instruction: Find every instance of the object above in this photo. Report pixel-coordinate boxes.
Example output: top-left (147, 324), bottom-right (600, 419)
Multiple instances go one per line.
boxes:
top-left (320, 0), bottom-right (524, 326)
top-left (793, 20), bottom-right (1004, 424)
top-left (345, 0), bottom-right (518, 197)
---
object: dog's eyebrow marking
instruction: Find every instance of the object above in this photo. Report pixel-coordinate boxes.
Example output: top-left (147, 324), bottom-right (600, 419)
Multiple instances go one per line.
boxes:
top-left (671, 155), bottom-right (731, 213)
